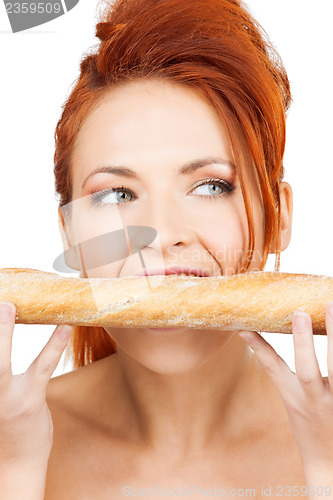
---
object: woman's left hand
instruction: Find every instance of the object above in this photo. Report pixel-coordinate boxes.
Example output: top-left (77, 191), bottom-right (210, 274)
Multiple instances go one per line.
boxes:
top-left (238, 302), bottom-right (333, 473)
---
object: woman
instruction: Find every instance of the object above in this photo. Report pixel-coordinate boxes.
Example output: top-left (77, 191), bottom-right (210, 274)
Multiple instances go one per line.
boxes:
top-left (1, 0), bottom-right (333, 498)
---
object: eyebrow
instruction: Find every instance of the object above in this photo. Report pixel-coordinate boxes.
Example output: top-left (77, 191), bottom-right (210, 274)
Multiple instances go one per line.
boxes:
top-left (81, 156), bottom-right (236, 190)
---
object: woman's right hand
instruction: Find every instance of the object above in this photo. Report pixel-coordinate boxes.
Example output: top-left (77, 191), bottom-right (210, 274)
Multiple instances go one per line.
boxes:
top-left (0, 300), bottom-right (72, 470)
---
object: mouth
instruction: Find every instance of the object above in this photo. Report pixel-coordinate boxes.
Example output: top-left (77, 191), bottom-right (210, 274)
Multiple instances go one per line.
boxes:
top-left (131, 267), bottom-right (210, 331)
top-left (133, 266), bottom-right (211, 277)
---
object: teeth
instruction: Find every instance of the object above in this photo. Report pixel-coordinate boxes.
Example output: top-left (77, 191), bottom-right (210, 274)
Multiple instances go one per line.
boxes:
top-left (177, 273), bottom-right (197, 277)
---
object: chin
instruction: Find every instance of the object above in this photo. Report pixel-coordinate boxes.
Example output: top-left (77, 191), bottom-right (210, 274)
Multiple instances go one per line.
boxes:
top-left (110, 327), bottom-right (233, 376)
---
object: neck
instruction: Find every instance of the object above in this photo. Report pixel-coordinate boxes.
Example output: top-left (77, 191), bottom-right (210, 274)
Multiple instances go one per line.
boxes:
top-left (96, 332), bottom-right (273, 460)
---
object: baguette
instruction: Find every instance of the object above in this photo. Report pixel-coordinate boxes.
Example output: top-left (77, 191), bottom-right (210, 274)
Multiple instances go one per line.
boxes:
top-left (0, 268), bottom-right (332, 334)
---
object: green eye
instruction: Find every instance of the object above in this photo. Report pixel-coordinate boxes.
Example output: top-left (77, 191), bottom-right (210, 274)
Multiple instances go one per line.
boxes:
top-left (191, 178), bottom-right (235, 197)
top-left (90, 178), bottom-right (235, 207)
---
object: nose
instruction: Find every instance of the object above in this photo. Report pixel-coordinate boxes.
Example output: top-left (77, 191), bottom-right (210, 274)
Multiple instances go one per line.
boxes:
top-left (140, 195), bottom-right (193, 253)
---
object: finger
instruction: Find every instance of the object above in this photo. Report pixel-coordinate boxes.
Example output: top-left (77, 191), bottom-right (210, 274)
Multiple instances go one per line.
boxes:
top-left (25, 324), bottom-right (73, 389)
top-left (326, 302), bottom-right (333, 391)
top-left (238, 330), bottom-right (297, 401)
top-left (292, 311), bottom-right (325, 398)
top-left (0, 301), bottom-right (16, 379)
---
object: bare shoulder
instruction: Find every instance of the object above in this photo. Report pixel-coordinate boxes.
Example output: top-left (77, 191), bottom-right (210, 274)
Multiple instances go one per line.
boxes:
top-left (46, 368), bottom-right (81, 418)
top-left (46, 366), bottom-right (80, 400)
top-left (46, 358), bottom-right (102, 421)
top-left (44, 360), bottom-right (111, 499)
top-left (46, 352), bottom-right (119, 429)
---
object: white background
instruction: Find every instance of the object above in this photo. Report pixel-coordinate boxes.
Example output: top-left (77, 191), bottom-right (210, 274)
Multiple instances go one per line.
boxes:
top-left (0, 0), bottom-right (332, 378)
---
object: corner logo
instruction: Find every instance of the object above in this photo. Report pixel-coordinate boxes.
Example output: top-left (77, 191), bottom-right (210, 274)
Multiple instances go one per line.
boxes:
top-left (4, 0), bottom-right (80, 33)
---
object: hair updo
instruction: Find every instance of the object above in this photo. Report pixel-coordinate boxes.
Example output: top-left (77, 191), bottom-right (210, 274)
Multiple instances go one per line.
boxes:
top-left (54, 0), bottom-right (292, 368)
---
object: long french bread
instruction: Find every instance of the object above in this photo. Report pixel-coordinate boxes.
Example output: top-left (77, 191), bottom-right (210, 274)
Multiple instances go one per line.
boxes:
top-left (0, 268), bottom-right (332, 334)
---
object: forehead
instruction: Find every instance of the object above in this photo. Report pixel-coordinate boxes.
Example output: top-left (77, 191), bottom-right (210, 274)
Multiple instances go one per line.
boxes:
top-left (75, 78), bottom-right (228, 137)
top-left (71, 79), bottom-right (235, 183)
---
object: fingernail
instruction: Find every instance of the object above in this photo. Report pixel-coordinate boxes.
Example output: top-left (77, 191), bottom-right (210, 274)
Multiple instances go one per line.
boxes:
top-left (0, 301), bottom-right (13, 322)
top-left (58, 325), bottom-right (73, 339)
top-left (239, 332), bottom-right (254, 344)
top-left (293, 312), bottom-right (307, 331)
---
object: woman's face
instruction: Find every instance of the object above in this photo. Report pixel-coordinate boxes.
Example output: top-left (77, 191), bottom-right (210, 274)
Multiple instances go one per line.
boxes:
top-left (67, 78), bottom-right (265, 373)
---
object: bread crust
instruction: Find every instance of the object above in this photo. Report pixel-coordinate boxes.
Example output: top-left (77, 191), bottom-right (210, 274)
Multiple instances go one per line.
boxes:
top-left (0, 268), bottom-right (332, 334)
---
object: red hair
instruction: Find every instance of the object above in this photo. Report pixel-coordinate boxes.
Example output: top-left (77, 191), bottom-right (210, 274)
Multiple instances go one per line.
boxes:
top-left (54, 0), bottom-right (292, 370)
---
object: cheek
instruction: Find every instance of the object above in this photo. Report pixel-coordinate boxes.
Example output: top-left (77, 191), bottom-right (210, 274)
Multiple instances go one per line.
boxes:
top-left (204, 191), bottom-right (264, 275)
top-left (198, 204), bottom-right (247, 276)
top-left (72, 202), bottom-right (124, 244)
top-left (69, 202), bottom-right (132, 278)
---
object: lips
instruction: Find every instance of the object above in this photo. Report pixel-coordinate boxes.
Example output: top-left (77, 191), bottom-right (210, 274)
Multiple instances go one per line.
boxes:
top-left (133, 267), bottom-right (211, 277)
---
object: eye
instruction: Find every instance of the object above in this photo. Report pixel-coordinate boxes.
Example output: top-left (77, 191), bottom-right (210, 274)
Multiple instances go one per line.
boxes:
top-left (89, 178), bottom-right (236, 207)
top-left (90, 186), bottom-right (134, 207)
top-left (190, 178), bottom-right (235, 198)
